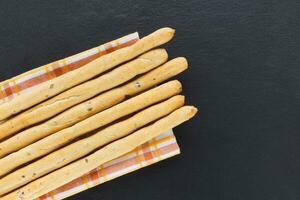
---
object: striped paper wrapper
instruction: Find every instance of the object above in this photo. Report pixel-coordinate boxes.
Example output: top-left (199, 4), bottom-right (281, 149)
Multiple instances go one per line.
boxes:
top-left (0, 33), bottom-right (181, 199)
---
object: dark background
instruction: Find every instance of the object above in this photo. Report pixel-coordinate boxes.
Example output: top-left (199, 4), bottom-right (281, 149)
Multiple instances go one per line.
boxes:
top-left (0, 0), bottom-right (299, 199)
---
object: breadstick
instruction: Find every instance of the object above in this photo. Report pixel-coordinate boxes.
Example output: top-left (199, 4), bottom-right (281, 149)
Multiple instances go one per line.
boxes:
top-left (2, 106), bottom-right (197, 200)
top-left (0, 48), bottom-right (167, 140)
top-left (0, 81), bottom-right (182, 176)
top-left (0, 96), bottom-right (184, 195)
top-left (0, 57), bottom-right (187, 157)
top-left (0, 27), bottom-right (175, 120)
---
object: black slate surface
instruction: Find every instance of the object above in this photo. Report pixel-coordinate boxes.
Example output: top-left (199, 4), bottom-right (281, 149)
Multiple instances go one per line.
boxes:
top-left (0, 1), bottom-right (299, 199)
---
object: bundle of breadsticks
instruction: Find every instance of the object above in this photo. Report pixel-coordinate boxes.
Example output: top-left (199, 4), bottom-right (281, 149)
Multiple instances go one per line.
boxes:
top-left (0, 27), bottom-right (197, 200)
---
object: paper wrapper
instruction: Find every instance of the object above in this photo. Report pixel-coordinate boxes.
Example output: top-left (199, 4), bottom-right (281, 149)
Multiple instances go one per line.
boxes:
top-left (0, 33), bottom-right (181, 199)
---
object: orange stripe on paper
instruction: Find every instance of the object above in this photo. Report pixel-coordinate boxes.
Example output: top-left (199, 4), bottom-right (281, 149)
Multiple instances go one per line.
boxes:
top-left (99, 165), bottom-right (109, 182)
top-left (37, 194), bottom-right (48, 200)
top-left (49, 191), bottom-right (55, 200)
top-left (0, 90), bottom-right (4, 99)
top-left (0, 37), bottom-right (139, 100)
top-left (12, 80), bottom-right (20, 95)
top-left (158, 143), bottom-right (179, 156)
top-left (141, 141), bottom-right (154, 164)
top-left (116, 38), bottom-right (139, 50)
top-left (105, 155), bottom-right (139, 176)
top-left (134, 146), bottom-right (144, 168)
top-left (17, 73), bottom-right (49, 91)
top-left (67, 53), bottom-right (101, 71)
top-left (50, 61), bottom-right (65, 77)
top-left (82, 175), bottom-right (92, 188)
top-left (89, 168), bottom-right (100, 181)
top-left (152, 138), bottom-right (161, 159)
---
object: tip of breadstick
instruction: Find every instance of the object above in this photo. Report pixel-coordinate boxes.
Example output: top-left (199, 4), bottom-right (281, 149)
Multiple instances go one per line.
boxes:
top-left (172, 57), bottom-right (188, 69)
top-left (140, 48), bottom-right (168, 65)
top-left (157, 48), bottom-right (168, 57)
top-left (168, 80), bottom-right (182, 92)
top-left (155, 27), bottom-right (176, 42)
top-left (184, 106), bottom-right (198, 118)
top-left (169, 94), bottom-right (185, 101)
top-left (160, 27), bottom-right (176, 34)
top-left (174, 95), bottom-right (185, 105)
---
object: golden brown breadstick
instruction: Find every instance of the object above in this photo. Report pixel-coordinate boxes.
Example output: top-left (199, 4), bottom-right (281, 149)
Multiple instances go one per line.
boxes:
top-left (0, 27), bottom-right (175, 120)
top-left (0, 49), bottom-right (168, 141)
top-left (2, 106), bottom-right (197, 200)
top-left (0, 80), bottom-right (182, 176)
top-left (0, 57), bottom-right (187, 157)
top-left (0, 96), bottom-right (184, 195)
